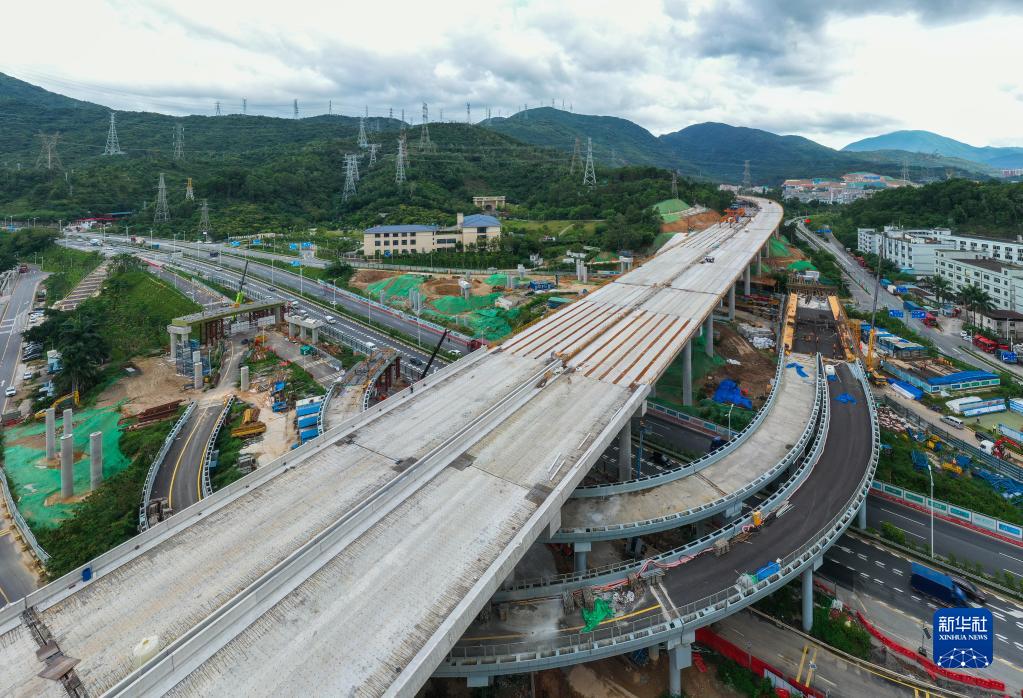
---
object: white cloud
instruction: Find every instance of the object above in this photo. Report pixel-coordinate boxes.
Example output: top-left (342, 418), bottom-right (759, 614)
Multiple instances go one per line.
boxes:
top-left (2, 0), bottom-right (1022, 147)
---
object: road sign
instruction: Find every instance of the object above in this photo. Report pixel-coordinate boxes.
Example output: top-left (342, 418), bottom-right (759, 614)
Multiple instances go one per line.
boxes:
top-left (889, 309), bottom-right (904, 318)
top-left (911, 310), bottom-right (927, 319)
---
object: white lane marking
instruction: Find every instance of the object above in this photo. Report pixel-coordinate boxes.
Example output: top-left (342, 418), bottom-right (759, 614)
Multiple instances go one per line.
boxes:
top-left (891, 587), bottom-right (904, 593)
top-left (993, 611), bottom-right (1006, 621)
top-left (927, 603), bottom-right (937, 609)
top-left (873, 578), bottom-right (885, 586)
top-left (879, 506), bottom-right (928, 528)
top-left (874, 560), bottom-right (886, 569)
top-left (911, 595), bottom-right (922, 602)
top-left (996, 634), bottom-right (1008, 642)
top-left (1000, 551), bottom-right (1023, 565)
top-left (892, 568), bottom-right (903, 576)
top-left (857, 553), bottom-right (867, 561)
top-left (860, 572), bottom-right (869, 578)
top-left (1016, 642), bottom-right (1023, 651)
top-left (837, 545), bottom-right (852, 554)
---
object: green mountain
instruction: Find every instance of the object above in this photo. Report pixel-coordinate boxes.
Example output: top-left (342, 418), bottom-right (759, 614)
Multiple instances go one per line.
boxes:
top-left (843, 130), bottom-right (1023, 170)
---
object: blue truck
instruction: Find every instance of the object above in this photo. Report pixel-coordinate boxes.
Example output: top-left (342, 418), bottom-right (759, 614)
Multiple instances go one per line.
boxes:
top-left (910, 563), bottom-right (968, 606)
top-left (1000, 349), bottom-right (1018, 364)
top-left (903, 300), bottom-right (922, 312)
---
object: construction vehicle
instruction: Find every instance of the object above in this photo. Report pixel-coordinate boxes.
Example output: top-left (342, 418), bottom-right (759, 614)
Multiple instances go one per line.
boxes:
top-left (420, 329), bottom-right (449, 379)
top-left (231, 406), bottom-right (266, 438)
top-left (993, 435), bottom-right (1023, 461)
top-left (34, 390), bottom-right (80, 420)
top-left (234, 260), bottom-right (250, 307)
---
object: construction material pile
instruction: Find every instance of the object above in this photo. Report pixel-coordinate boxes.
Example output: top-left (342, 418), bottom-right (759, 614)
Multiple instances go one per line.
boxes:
top-left (121, 400), bottom-right (182, 431)
top-left (738, 323), bottom-right (776, 350)
top-left (877, 406), bottom-right (909, 433)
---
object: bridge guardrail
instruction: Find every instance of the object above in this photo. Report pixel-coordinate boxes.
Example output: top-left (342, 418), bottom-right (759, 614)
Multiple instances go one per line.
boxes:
top-left (554, 355), bottom-right (824, 541)
top-left (573, 355), bottom-right (789, 497)
top-left (138, 401), bottom-right (196, 532)
top-left (0, 464), bottom-right (48, 564)
top-left (497, 366), bottom-right (832, 600)
top-left (443, 360), bottom-right (878, 672)
top-left (200, 396), bottom-right (235, 500)
top-left (871, 480), bottom-right (1023, 542)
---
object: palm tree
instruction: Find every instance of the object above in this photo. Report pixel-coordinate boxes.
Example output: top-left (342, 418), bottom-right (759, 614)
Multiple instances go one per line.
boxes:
top-left (973, 289), bottom-right (995, 334)
top-left (929, 275), bottom-right (952, 305)
top-left (957, 284), bottom-right (982, 326)
top-left (57, 314), bottom-right (109, 395)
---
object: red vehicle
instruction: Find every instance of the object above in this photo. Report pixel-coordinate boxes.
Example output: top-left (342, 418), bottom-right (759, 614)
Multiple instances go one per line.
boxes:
top-left (18, 264), bottom-right (27, 273)
top-left (922, 313), bottom-right (937, 327)
top-left (973, 335), bottom-right (998, 353)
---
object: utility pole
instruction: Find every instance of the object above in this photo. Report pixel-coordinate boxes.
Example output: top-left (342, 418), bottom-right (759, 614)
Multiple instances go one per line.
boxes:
top-left (103, 111), bottom-right (124, 155)
top-left (293, 99), bottom-right (299, 119)
top-left (582, 137), bottom-right (596, 187)
top-left (419, 102), bottom-right (433, 152)
top-left (357, 115), bottom-right (368, 148)
top-left (173, 123), bottom-right (184, 160)
top-left (395, 138), bottom-right (407, 187)
top-left (185, 177), bottom-right (195, 201)
top-left (199, 199), bottom-right (211, 236)
top-left (215, 101), bottom-right (221, 117)
top-left (570, 137), bottom-right (581, 174)
top-left (671, 170), bottom-right (678, 199)
top-left (35, 133), bottom-right (63, 170)
top-left (154, 173), bottom-right (170, 223)
top-left (742, 159), bottom-right (752, 191)
top-left (342, 155), bottom-right (357, 202)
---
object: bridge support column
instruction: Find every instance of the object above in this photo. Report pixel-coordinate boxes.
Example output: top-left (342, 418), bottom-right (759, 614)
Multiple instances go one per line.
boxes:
top-left (858, 500), bottom-right (867, 530)
top-left (466, 675), bottom-right (492, 688)
top-left (288, 321), bottom-right (296, 337)
top-left (574, 541), bottom-right (591, 572)
top-left (758, 247), bottom-right (764, 275)
top-left (89, 431), bottom-right (103, 490)
top-left (60, 434), bottom-right (74, 499)
top-left (682, 340), bottom-right (692, 406)
top-left (744, 265), bottom-right (751, 295)
top-left (63, 408), bottom-right (73, 436)
top-left (169, 332), bottom-right (178, 360)
top-left (728, 284), bottom-right (735, 319)
top-left (193, 362), bottom-right (203, 390)
top-left (240, 365), bottom-right (250, 391)
top-left (667, 631), bottom-right (695, 696)
top-left (617, 419), bottom-right (632, 481)
top-left (45, 408), bottom-right (56, 461)
top-left (704, 314), bottom-right (714, 357)
top-left (311, 327), bottom-right (319, 344)
top-left (802, 567), bottom-right (814, 632)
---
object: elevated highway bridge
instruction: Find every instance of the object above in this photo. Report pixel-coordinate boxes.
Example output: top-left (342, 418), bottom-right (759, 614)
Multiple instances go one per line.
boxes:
top-left (0, 198), bottom-right (879, 697)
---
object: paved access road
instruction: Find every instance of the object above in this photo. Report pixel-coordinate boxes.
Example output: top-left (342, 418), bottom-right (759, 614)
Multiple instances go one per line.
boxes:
top-left (866, 495), bottom-right (1023, 580)
top-left (0, 270), bottom-right (45, 605)
top-left (149, 402), bottom-right (226, 514)
top-left (822, 533), bottom-right (1023, 689)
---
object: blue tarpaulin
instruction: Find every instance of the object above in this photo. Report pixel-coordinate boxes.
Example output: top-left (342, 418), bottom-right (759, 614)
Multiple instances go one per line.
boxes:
top-left (835, 392), bottom-right (858, 404)
top-left (273, 381), bottom-right (286, 393)
top-left (713, 379), bottom-right (752, 409)
top-left (911, 450), bottom-right (929, 471)
top-left (786, 362), bottom-right (809, 378)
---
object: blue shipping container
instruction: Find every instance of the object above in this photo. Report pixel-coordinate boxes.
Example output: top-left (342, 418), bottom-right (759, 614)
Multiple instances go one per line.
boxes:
top-left (297, 415), bottom-right (318, 429)
top-left (295, 404), bottom-right (321, 417)
top-left (300, 427), bottom-right (319, 442)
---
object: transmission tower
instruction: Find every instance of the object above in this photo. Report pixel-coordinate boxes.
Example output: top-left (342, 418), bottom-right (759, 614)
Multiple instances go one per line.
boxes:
top-left (368, 143), bottom-right (380, 166)
top-left (243, 98), bottom-right (247, 115)
top-left (215, 101), bottom-right (221, 116)
top-left (400, 131), bottom-right (410, 169)
top-left (741, 160), bottom-right (751, 191)
top-left (328, 99), bottom-right (332, 115)
top-left (582, 137), bottom-right (596, 187)
top-left (342, 155), bottom-right (358, 202)
top-left (293, 99), bottom-right (299, 119)
top-left (154, 173), bottom-right (170, 223)
top-left (570, 137), bottom-right (581, 174)
top-left (357, 116), bottom-right (368, 148)
top-left (395, 138), bottom-right (407, 187)
top-left (419, 102), bottom-right (433, 152)
top-left (351, 153), bottom-right (360, 182)
top-left (103, 111), bottom-right (124, 155)
top-left (35, 133), bottom-right (63, 171)
top-left (198, 199), bottom-right (211, 235)
top-left (901, 158), bottom-right (910, 182)
top-left (173, 123), bottom-right (184, 160)
top-left (466, 101), bottom-right (471, 124)
top-left (486, 106), bottom-right (491, 121)
top-left (185, 177), bottom-right (195, 201)
top-left (671, 170), bottom-right (678, 199)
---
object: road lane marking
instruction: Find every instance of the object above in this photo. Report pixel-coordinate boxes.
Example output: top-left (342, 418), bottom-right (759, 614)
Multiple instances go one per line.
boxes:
top-left (874, 560), bottom-right (886, 569)
top-left (996, 634), bottom-right (1008, 642)
top-left (993, 611), bottom-right (1006, 621)
top-left (860, 572), bottom-right (869, 578)
top-left (1000, 551), bottom-right (1023, 565)
top-left (167, 406), bottom-right (211, 511)
top-left (892, 568), bottom-right (903, 576)
top-left (874, 578), bottom-right (885, 586)
top-left (857, 553), bottom-right (867, 561)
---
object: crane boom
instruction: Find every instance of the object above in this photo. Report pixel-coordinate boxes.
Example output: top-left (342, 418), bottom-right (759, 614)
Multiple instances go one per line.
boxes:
top-left (234, 260), bottom-right (250, 307)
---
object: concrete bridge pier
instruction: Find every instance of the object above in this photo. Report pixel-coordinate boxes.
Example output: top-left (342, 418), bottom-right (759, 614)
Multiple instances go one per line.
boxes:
top-left (758, 247), bottom-right (764, 275)
top-left (857, 500), bottom-right (867, 530)
top-left (193, 362), bottom-right (203, 390)
top-left (617, 419), bottom-right (632, 481)
top-left (574, 541), bottom-right (591, 572)
top-left (60, 434), bottom-right (74, 499)
top-left (728, 285), bottom-right (735, 319)
top-left (704, 314), bottom-right (714, 357)
top-left (802, 567), bottom-right (814, 632)
top-left (288, 321), bottom-right (297, 336)
top-left (62, 408), bottom-right (73, 435)
top-left (744, 265), bottom-right (751, 296)
top-left (45, 408), bottom-right (56, 461)
top-left (667, 631), bottom-right (695, 696)
top-left (681, 340), bottom-right (692, 406)
top-left (466, 675), bottom-right (491, 688)
top-left (240, 365), bottom-right (250, 392)
top-left (89, 431), bottom-right (103, 490)
top-left (311, 327), bottom-right (319, 344)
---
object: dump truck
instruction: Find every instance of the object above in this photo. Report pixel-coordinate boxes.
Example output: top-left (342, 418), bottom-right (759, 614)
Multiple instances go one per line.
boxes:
top-left (910, 563), bottom-right (967, 606)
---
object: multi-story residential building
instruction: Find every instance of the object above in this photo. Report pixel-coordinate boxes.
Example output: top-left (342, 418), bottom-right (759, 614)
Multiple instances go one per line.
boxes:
top-left (855, 227), bottom-right (954, 277)
top-left (362, 213), bottom-right (501, 257)
top-left (935, 252), bottom-right (1023, 314)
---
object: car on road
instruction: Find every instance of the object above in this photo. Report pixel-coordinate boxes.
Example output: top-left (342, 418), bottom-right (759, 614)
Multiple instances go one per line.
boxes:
top-left (5, 387), bottom-right (16, 398)
top-left (324, 315), bottom-right (336, 324)
top-left (960, 330), bottom-right (972, 340)
top-left (409, 357), bottom-right (424, 367)
top-left (22, 371), bottom-right (33, 380)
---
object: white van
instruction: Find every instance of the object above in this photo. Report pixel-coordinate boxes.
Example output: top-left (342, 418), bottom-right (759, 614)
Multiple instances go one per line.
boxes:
top-left (941, 415), bottom-right (964, 430)
top-left (324, 315), bottom-right (336, 324)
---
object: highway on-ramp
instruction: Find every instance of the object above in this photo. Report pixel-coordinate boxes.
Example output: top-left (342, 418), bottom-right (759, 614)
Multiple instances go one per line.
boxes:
top-left (149, 403), bottom-right (226, 514)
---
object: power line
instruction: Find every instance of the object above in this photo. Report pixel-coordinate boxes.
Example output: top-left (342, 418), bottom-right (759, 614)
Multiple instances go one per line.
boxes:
top-left (154, 173), bottom-right (169, 223)
top-left (103, 111), bottom-right (124, 156)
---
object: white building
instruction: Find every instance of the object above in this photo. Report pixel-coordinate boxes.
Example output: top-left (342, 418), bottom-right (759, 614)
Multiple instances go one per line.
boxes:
top-left (855, 227), bottom-right (954, 278)
top-left (935, 252), bottom-right (1023, 314)
top-left (362, 213), bottom-right (502, 257)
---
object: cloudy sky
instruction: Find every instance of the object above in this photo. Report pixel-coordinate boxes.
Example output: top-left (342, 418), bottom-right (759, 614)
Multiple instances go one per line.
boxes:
top-left (5, 0), bottom-right (1023, 148)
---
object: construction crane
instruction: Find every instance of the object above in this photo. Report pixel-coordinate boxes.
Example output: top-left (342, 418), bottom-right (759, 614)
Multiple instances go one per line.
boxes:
top-left (420, 329), bottom-right (449, 379)
top-left (864, 232), bottom-right (887, 379)
top-left (234, 260), bottom-right (249, 307)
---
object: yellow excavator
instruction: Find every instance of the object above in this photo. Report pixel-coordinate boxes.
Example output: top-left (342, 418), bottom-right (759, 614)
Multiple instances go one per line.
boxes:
top-left (34, 390), bottom-right (80, 420)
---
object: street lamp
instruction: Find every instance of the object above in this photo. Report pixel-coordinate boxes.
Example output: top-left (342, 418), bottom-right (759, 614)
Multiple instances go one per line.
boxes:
top-left (726, 403), bottom-right (735, 436)
top-left (925, 460), bottom-right (935, 558)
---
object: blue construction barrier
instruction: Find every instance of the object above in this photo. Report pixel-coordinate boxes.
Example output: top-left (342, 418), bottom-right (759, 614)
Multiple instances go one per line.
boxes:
top-left (713, 379), bottom-right (752, 409)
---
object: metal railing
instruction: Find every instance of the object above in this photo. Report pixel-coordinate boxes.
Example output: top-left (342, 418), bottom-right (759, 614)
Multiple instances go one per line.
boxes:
top-left (138, 401), bottom-right (197, 532)
top-left (444, 361), bottom-right (879, 670)
top-left (0, 464), bottom-right (48, 563)
top-left (573, 354), bottom-right (790, 497)
top-left (200, 397), bottom-right (235, 499)
top-left (497, 373), bottom-right (832, 599)
top-left (554, 356), bottom-right (825, 540)
top-left (645, 401), bottom-right (736, 438)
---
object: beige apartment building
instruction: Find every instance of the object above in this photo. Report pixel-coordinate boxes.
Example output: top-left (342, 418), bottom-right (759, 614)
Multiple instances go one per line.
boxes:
top-left (362, 213), bottom-right (502, 256)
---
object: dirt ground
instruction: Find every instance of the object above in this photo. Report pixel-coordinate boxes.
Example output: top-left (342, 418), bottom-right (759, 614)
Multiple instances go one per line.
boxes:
top-left (660, 210), bottom-right (721, 234)
top-left (350, 268), bottom-right (601, 304)
top-left (95, 356), bottom-right (191, 415)
top-left (700, 324), bottom-right (777, 406)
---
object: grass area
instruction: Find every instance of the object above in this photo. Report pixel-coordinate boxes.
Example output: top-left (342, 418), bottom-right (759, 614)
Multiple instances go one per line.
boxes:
top-left (648, 232), bottom-right (677, 254)
top-left (101, 271), bottom-right (201, 362)
top-left (210, 401), bottom-right (247, 492)
top-left (34, 413), bottom-right (180, 579)
top-left (320, 342), bottom-right (360, 369)
top-left (37, 246), bottom-right (102, 301)
top-left (755, 583), bottom-right (872, 660)
top-left (244, 348), bottom-right (325, 400)
top-left (877, 427), bottom-right (1023, 524)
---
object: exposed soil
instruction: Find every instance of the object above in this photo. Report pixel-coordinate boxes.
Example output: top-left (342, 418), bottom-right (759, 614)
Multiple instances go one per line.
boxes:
top-left (350, 269), bottom-right (395, 287)
top-left (95, 356), bottom-right (191, 415)
top-left (699, 324), bottom-right (777, 407)
top-left (660, 210), bottom-right (721, 234)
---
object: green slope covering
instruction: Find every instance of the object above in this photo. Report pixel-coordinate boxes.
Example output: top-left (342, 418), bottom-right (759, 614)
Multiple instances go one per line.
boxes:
top-left (654, 198), bottom-right (690, 222)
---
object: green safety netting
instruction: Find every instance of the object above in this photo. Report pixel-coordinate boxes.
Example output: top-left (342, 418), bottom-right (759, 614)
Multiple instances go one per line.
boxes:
top-left (654, 198), bottom-right (690, 223)
top-left (365, 273), bottom-right (426, 299)
top-left (467, 308), bottom-right (519, 341)
top-left (4, 404), bottom-right (130, 528)
top-left (769, 237), bottom-right (790, 257)
top-left (485, 273), bottom-right (510, 286)
top-left (787, 260), bottom-right (817, 271)
top-left (431, 292), bottom-right (502, 315)
top-left (582, 598), bottom-right (614, 632)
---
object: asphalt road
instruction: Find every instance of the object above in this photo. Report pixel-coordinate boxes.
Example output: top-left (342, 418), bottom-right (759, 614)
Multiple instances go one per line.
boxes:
top-left (0, 270), bottom-right (45, 605)
top-left (866, 495), bottom-right (1023, 579)
top-left (822, 533), bottom-right (1023, 686)
top-left (150, 402), bottom-right (225, 514)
